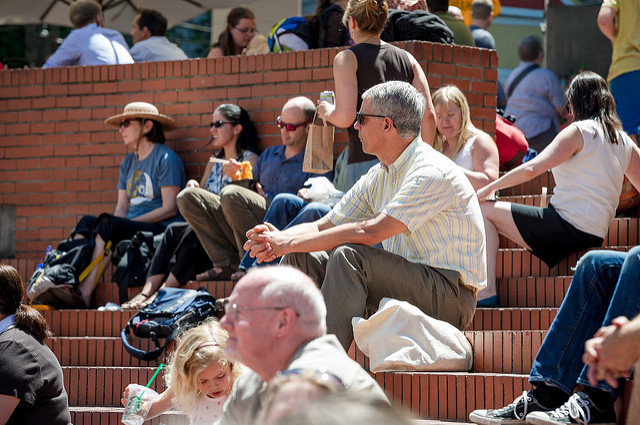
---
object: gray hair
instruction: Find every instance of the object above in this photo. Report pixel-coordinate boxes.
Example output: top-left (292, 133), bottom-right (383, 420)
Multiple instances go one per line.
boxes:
top-left (254, 266), bottom-right (327, 336)
top-left (361, 81), bottom-right (425, 139)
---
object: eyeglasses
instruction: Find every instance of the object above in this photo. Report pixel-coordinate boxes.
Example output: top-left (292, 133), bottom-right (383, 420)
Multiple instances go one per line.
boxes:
top-left (233, 26), bottom-right (256, 34)
top-left (355, 112), bottom-right (392, 127)
top-left (211, 120), bottom-right (235, 128)
top-left (222, 298), bottom-right (299, 320)
top-left (276, 116), bottom-right (312, 132)
top-left (120, 118), bottom-right (141, 128)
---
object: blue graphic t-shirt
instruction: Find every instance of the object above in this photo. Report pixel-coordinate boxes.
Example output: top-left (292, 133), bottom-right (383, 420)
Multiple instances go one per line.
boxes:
top-left (117, 143), bottom-right (186, 226)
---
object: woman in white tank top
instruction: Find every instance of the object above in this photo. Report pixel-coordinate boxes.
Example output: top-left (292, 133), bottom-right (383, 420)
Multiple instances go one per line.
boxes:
top-left (431, 85), bottom-right (499, 190)
top-left (476, 71), bottom-right (640, 307)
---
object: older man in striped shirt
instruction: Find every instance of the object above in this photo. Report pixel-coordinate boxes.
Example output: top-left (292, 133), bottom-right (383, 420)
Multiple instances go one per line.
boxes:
top-left (244, 81), bottom-right (486, 351)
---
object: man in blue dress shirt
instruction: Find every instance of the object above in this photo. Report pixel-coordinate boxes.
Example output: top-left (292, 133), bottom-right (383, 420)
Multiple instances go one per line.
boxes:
top-left (43, 0), bottom-right (133, 68)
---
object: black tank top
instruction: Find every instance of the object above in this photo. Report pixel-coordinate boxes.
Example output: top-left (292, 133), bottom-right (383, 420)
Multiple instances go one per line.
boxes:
top-left (347, 42), bottom-right (415, 164)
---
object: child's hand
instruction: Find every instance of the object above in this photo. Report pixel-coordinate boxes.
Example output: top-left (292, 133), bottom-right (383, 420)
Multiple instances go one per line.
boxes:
top-left (121, 387), bottom-right (129, 407)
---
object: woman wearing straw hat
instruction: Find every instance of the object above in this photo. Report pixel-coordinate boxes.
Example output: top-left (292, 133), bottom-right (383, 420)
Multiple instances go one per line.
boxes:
top-left (71, 102), bottom-right (185, 307)
top-left (0, 264), bottom-right (71, 424)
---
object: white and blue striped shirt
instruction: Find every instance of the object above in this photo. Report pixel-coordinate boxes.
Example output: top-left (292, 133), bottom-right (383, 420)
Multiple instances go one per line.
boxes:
top-left (327, 137), bottom-right (487, 290)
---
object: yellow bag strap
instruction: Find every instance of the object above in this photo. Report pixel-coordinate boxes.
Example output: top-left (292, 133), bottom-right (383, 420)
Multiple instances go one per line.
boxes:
top-left (78, 240), bottom-right (112, 284)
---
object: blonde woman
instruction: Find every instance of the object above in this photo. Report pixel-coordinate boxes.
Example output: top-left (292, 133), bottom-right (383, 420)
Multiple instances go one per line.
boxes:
top-left (432, 85), bottom-right (499, 190)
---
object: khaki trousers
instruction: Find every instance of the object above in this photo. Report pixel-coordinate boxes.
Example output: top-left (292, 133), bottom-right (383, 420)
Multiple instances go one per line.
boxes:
top-left (282, 244), bottom-right (477, 350)
top-left (220, 184), bottom-right (269, 260)
top-left (176, 187), bottom-right (238, 267)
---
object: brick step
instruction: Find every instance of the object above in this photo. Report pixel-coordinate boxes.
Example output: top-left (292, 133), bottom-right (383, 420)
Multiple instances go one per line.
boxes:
top-left (61, 365), bottom-right (528, 421)
top-left (50, 330), bottom-right (545, 374)
top-left (496, 246), bottom-right (632, 278)
top-left (375, 371), bottom-right (529, 421)
top-left (62, 366), bottom-right (166, 407)
top-left (91, 278), bottom-right (235, 309)
top-left (47, 336), bottom-right (168, 368)
top-left (41, 275), bottom-right (567, 339)
top-left (468, 307), bottom-right (557, 331)
top-left (498, 217), bottom-right (640, 249)
top-left (496, 276), bottom-right (571, 308)
top-left (69, 407), bottom-right (187, 425)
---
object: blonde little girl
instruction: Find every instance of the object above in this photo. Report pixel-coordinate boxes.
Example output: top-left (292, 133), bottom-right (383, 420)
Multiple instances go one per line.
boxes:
top-left (122, 318), bottom-right (242, 424)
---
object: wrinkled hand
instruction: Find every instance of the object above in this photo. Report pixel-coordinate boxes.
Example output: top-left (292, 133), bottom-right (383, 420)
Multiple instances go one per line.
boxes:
top-left (316, 100), bottom-right (334, 121)
top-left (584, 316), bottom-right (633, 387)
top-left (186, 179), bottom-right (200, 188)
top-left (256, 182), bottom-right (265, 197)
top-left (223, 158), bottom-right (241, 178)
top-left (244, 222), bottom-right (285, 263)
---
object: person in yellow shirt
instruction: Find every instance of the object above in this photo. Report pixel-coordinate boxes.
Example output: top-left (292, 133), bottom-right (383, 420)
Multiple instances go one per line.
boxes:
top-left (598, 0), bottom-right (640, 143)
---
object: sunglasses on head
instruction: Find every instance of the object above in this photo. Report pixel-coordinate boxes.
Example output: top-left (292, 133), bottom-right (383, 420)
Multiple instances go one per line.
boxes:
top-left (120, 118), bottom-right (141, 128)
top-left (211, 120), bottom-right (235, 128)
top-left (276, 116), bottom-right (312, 132)
top-left (355, 112), bottom-right (394, 127)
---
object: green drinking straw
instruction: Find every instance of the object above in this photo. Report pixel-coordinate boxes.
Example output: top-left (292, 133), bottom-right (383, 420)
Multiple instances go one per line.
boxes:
top-left (124, 363), bottom-right (164, 419)
top-left (145, 363), bottom-right (164, 389)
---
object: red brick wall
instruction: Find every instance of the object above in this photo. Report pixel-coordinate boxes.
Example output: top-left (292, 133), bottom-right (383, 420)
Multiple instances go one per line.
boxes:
top-left (0, 42), bottom-right (498, 258)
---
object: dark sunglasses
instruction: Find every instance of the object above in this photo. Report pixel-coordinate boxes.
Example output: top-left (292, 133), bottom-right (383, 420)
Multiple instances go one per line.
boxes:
top-left (210, 120), bottom-right (235, 128)
top-left (276, 116), bottom-right (312, 132)
top-left (120, 118), bottom-right (141, 128)
top-left (355, 112), bottom-right (393, 127)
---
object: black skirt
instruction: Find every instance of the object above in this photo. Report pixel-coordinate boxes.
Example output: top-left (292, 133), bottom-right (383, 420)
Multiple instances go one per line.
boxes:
top-left (511, 203), bottom-right (604, 268)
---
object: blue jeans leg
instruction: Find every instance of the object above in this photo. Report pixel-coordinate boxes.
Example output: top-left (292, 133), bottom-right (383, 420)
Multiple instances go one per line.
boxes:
top-left (529, 249), bottom-right (628, 396)
top-left (575, 246), bottom-right (640, 394)
top-left (285, 202), bottom-right (331, 228)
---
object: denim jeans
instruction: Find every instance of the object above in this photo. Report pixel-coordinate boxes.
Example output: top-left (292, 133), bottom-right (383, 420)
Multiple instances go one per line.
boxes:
top-left (529, 246), bottom-right (640, 398)
top-left (238, 193), bottom-right (332, 270)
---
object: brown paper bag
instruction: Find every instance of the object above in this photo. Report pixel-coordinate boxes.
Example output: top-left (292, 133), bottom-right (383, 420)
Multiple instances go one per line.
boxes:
top-left (303, 118), bottom-right (334, 174)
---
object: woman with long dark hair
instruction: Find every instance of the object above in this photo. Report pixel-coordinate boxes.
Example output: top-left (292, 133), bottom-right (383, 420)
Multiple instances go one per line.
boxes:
top-left (207, 7), bottom-right (257, 58)
top-left (0, 265), bottom-right (71, 424)
top-left (123, 104), bottom-right (260, 309)
top-left (477, 71), bottom-right (640, 306)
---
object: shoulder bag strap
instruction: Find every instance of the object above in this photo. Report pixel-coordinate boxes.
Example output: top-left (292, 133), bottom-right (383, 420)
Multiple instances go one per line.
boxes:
top-left (507, 64), bottom-right (540, 98)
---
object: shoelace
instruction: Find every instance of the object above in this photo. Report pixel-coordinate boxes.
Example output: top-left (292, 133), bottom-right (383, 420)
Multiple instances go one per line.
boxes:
top-left (495, 391), bottom-right (530, 419)
top-left (549, 392), bottom-right (591, 425)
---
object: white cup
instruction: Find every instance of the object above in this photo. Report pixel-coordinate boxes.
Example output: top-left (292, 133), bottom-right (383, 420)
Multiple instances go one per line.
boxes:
top-left (121, 384), bottom-right (159, 425)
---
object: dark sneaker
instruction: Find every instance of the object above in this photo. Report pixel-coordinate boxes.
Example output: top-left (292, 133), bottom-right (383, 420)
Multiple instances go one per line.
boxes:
top-left (469, 391), bottom-right (552, 424)
top-left (525, 391), bottom-right (616, 425)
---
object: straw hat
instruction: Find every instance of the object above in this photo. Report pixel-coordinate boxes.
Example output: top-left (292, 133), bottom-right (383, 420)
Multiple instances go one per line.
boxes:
top-left (104, 102), bottom-right (176, 131)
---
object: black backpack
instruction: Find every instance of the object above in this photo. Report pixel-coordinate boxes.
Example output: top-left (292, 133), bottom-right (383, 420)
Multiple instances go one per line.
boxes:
top-left (381, 10), bottom-right (454, 45)
top-left (121, 287), bottom-right (219, 361)
top-left (26, 237), bottom-right (103, 308)
top-left (111, 231), bottom-right (162, 304)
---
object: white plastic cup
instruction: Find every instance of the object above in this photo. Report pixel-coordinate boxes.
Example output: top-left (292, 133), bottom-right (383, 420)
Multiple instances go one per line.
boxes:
top-left (320, 90), bottom-right (335, 105)
top-left (121, 384), bottom-right (159, 425)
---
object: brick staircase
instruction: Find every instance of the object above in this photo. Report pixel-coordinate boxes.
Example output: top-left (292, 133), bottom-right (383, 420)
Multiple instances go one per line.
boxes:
top-left (6, 171), bottom-right (637, 424)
